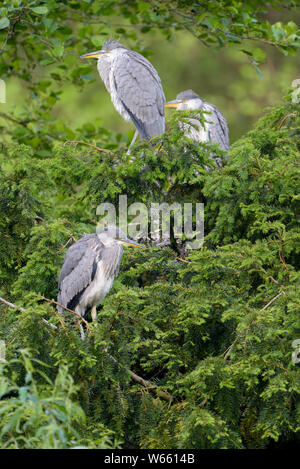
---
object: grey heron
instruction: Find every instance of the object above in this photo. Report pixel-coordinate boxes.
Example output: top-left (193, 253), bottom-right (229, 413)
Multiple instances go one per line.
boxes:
top-left (57, 225), bottom-right (144, 323)
top-left (165, 90), bottom-right (229, 167)
top-left (80, 40), bottom-right (165, 150)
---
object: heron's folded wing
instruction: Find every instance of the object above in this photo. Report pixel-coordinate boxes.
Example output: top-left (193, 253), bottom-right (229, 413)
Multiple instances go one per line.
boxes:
top-left (113, 52), bottom-right (165, 138)
top-left (180, 118), bottom-right (203, 142)
top-left (203, 103), bottom-right (230, 151)
top-left (58, 234), bottom-right (102, 311)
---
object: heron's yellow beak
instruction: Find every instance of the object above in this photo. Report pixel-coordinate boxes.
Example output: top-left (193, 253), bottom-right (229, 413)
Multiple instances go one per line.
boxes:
top-left (165, 99), bottom-right (182, 108)
top-left (80, 50), bottom-right (107, 59)
top-left (118, 238), bottom-right (146, 249)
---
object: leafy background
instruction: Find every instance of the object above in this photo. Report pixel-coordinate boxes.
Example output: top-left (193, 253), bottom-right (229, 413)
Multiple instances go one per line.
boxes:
top-left (0, 0), bottom-right (299, 449)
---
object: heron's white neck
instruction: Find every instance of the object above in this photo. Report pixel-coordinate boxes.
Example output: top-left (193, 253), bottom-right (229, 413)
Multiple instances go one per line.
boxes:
top-left (177, 98), bottom-right (204, 111)
top-left (97, 47), bottom-right (126, 67)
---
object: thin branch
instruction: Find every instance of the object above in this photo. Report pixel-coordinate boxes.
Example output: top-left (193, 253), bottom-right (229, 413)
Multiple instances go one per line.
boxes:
top-left (279, 240), bottom-right (288, 271)
top-left (175, 256), bottom-right (190, 263)
top-left (41, 318), bottom-right (58, 330)
top-left (228, 33), bottom-right (279, 46)
top-left (223, 290), bottom-right (286, 359)
top-left (0, 112), bottom-right (29, 128)
top-left (278, 113), bottom-right (297, 130)
top-left (0, 296), bottom-right (57, 330)
top-left (224, 341), bottom-right (237, 361)
top-left (0, 296), bottom-right (25, 312)
top-left (58, 234), bottom-right (77, 252)
top-left (0, 30), bottom-right (11, 54)
top-left (260, 290), bottom-right (285, 311)
top-left (108, 352), bottom-right (173, 403)
top-left (35, 215), bottom-right (46, 223)
top-left (129, 370), bottom-right (172, 403)
top-left (258, 266), bottom-right (279, 285)
top-left (199, 397), bottom-right (208, 407)
top-left (40, 296), bottom-right (90, 330)
top-left (243, 319), bottom-right (255, 353)
top-left (63, 140), bottom-right (114, 155)
top-left (0, 6), bottom-right (27, 54)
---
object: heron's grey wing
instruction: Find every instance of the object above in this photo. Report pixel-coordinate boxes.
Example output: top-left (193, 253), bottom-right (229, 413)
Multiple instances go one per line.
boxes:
top-left (203, 103), bottom-right (230, 151)
top-left (58, 234), bottom-right (95, 284)
top-left (57, 234), bottom-right (102, 313)
top-left (113, 51), bottom-right (165, 139)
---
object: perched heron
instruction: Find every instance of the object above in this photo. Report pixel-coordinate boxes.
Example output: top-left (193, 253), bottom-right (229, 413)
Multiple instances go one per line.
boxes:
top-left (165, 89), bottom-right (229, 167)
top-left (57, 225), bottom-right (144, 322)
top-left (80, 40), bottom-right (165, 150)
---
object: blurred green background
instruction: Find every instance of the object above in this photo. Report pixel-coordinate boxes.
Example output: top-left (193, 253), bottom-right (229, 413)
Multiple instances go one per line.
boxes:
top-left (3, 12), bottom-right (299, 144)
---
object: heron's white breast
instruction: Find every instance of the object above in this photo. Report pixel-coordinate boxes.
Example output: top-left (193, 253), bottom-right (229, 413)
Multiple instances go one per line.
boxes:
top-left (180, 118), bottom-right (209, 142)
top-left (79, 261), bottom-right (114, 311)
top-left (108, 49), bottom-right (131, 121)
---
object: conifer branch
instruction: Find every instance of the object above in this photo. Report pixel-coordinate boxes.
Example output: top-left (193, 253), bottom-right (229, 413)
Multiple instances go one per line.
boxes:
top-left (0, 296), bottom-right (173, 403)
top-left (0, 296), bottom-right (57, 330)
top-left (260, 290), bottom-right (285, 311)
top-left (224, 290), bottom-right (286, 359)
top-left (63, 140), bottom-right (114, 155)
top-left (40, 296), bottom-right (90, 329)
top-left (107, 352), bottom-right (173, 403)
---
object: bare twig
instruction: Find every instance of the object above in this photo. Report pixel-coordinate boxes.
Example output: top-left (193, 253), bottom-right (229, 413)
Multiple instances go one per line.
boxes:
top-left (108, 352), bottom-right (173, 403)
top-left (63, 140), bottom-right (114, 155)
top-left (175, 256), bottom-right (190, 263)
top-left (279, 240), bottom-right (288, 271)
top-left (129, 369), bottom-right (173, 403)
top-left (0, 296), bottom-right (57, 330)
top-left (278, 113), bottom-right (297, 130)
top-left (0, 30), bottom-right (10, 54)
top-left (260, 290), bottom-right (285, 311)
top-left (41, 318), bottom-right (58, 330)
top-left (40, 296), bottom-right (90, 330)
top-left (224, 290), bottom-right (286, 359)
top-left (258, 266), bottom-right (279, 285)
top-left (199, 397), bottom-right (208, 407)
top-left (0, 296), bottom-right (26, 312)
top-left (58, 235), bottom-right (77, 252)
top-left (224, 341), bottom-right (237, 361)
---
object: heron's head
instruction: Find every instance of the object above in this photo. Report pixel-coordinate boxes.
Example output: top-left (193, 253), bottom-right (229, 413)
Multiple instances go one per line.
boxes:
top-left (97, 225), bottom-right (145, 249)
top-left (165, 90), bottom-right (204, 111)
top-left (80, 40), bottom-right (128, 61)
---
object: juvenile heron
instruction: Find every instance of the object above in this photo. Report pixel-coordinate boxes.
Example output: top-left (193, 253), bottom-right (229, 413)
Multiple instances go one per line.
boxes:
top-left (165, 90), bottom-right (229, 167)
top-left (57, 225), bottom-right (144, 322)
top-left (80, 40), bottom-right (165, 149)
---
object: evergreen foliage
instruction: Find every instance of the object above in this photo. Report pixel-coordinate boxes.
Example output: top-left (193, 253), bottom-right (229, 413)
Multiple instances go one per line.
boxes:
top-left (0, 94), bottom-right (299, 448)
top-left (0, 0), bottom-right (299, 450)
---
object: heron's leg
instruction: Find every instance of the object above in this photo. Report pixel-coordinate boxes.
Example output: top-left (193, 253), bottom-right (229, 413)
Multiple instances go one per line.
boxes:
top-left (79, 323), bottom-right (85, 341)
top-left (91, 305), bottom-right (97, 322)
top-left (126, 129), bottom-right (139, 155)
top-left (75, 305), bottom-right (85, 340)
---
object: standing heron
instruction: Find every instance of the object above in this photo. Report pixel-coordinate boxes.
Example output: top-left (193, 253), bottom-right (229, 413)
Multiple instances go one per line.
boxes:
top-left (165, 90), bottom-right (229, 167)
top-left (57, 225), bottom-right (144, 324)
top-left (80, 40), bottom-right (165, 150)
